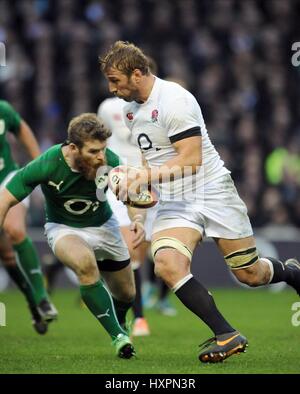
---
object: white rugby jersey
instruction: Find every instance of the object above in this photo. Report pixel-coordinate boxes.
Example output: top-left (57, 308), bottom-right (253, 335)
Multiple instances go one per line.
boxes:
top-left (123, 77), bottom-right (230, 201)
top-left (98, 97), bottom-right (142, 167)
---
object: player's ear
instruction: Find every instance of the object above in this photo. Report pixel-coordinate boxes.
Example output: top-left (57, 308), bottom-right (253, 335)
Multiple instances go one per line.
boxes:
top-left (132, 69), bottom-right (143, 83)
top-left (69, 143), bottom-right (79, 153)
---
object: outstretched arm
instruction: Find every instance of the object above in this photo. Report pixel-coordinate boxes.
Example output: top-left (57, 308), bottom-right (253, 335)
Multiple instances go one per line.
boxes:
top-left (17, 120), bottom-right (41, 159)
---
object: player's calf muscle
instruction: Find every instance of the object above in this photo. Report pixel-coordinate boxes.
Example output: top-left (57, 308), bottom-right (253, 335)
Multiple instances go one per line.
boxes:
top-left (234, 260), bottom-right (270, 287)
top-left (102, 269), bottom-right (135, 302)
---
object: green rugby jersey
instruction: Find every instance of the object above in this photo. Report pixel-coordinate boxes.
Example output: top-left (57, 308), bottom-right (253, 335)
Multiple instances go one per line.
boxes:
top-left (0, 100), bottom-right (21, 183)
top-left (6, 144), bottom-right (121, 227)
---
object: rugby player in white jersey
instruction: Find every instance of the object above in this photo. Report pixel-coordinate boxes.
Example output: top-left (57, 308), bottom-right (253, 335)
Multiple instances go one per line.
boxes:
top-left (98, 91), bottom-right (178, 322)
top-left (100, 41), bottom-right (300, 363)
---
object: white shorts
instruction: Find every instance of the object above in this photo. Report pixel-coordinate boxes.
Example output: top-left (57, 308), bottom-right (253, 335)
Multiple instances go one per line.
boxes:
top-left (107, 188), bottom-right (158, 242)
top-left (152, 174), bottom-right (253, 240)
top-left (44, 214), bottom-right (130, 262)
top-left (0, 170), bottom-right (30, 209)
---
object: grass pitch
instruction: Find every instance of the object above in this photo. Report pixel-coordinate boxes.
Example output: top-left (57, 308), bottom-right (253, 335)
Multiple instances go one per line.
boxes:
top-left (0, 288), bottom-right (299, 374)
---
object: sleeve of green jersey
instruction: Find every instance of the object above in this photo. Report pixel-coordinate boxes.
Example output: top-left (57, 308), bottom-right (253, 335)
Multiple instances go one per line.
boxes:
top-left (6, 153), bottom-right (52, 201)
top-left (0, 100), bottom-right (21, 135)
top-left (106, 148), bottom-right (122, 168)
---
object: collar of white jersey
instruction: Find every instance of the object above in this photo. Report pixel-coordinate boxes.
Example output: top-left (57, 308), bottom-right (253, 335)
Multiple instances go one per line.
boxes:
top-left (138, 76), bottom-right (161, 105)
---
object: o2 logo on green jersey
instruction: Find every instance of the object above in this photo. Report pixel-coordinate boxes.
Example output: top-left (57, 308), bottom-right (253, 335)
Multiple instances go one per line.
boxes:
top-left (64, 199), bottom-right (100, 215)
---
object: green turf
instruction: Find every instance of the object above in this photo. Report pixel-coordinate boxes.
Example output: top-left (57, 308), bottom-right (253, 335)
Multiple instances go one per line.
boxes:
top-left (0, 288), bottom-right (299, 374)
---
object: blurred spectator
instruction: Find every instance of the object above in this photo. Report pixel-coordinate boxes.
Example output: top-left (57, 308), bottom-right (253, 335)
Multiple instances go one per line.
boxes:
top-left (265, 136), bottom-right (300, 187)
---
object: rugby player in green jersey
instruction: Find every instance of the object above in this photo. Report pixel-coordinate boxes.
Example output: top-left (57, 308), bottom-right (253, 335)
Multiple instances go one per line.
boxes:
top-left (0, 112), bottom-right (145, 358)
top-left (0, 100), bottom-right (57, 334)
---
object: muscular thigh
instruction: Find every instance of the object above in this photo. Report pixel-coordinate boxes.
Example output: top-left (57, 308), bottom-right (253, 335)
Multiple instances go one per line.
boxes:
top-left (152, 227), bottom-right (202, 252)
top-left (214, 236), bottom-right (256, 256)
top-left (54, 235), bottom-right (97, 272)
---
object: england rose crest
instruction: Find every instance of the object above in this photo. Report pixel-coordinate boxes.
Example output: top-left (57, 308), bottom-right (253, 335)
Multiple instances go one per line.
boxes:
top-left (126, 112), bottom-right (134, 121)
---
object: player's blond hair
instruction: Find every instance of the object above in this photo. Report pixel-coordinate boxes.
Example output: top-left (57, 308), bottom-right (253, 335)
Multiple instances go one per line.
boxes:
top-left (99, 41), bottom-right (150, 77)
top-left (67, 113), bottom-right (111, 148)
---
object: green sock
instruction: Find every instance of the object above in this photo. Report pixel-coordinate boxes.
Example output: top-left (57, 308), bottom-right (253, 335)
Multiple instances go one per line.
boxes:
top-left (13, 237), bottom-right (48, 304)
top-left (5, 264), bottom-right (36, 307)
top-left (80, 281), bottom-right (127, 339)
top-left (112, 297), bottom-right (133, 327)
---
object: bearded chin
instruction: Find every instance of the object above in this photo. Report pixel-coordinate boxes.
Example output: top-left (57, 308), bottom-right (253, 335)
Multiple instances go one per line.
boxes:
top-left (75, 156), bottom-right (105, 180)
top-left (74, 157), bottom-right (96, 180)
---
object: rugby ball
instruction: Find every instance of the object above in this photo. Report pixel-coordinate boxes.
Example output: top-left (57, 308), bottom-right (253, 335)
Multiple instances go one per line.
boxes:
top-left (108, 166), bottom-right (158, 209)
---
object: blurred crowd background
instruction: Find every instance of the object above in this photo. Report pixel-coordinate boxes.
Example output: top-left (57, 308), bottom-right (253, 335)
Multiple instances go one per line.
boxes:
top-left (0, 0), bottom-right (299, 231)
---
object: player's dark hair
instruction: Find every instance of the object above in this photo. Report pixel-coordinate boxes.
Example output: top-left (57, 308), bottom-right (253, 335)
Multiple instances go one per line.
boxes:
top-left (99, 41), bottom-right (150, 77)
top-left (67, 113), bottom-right (111, 148)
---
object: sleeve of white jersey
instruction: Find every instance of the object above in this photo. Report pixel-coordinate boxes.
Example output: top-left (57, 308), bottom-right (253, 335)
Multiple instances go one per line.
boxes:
top-left (162, 93), bottom-right (203, 143)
